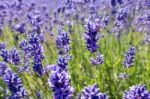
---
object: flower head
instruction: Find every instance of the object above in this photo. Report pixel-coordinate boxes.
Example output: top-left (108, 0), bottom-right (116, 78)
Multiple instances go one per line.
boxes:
top-left (122, 46), bottom-right (136, 68)
top-left (9, 48), bottom-right (20, 65)
top-left (28, 32), bottom-right (44, 76)
top-left (111, 0), bottom-right (117, 6)
top-left (81, 83), bottom-right (108, 99)
top-left (123, 85), bottom-right (150, 99)
top-left (0, 43), bottom-right (6, 50)
top-left (55, 29), bottom-right (70, 55)
top-left (57, 56), bottom-right (68, 71)
top-left (0, 49), bottom-right (10, 62)
top-left (48, 71), bottom-right (73, 99)
top-left (0, 62), bottom-right (7, 76)
top-left (36, 91), bottom-right (42, 99)
top-left (14, 23), bottom-right (26, 34)
top-left (3, 70), bottom-right (27, 98)
top-left (84, 21), bottom-right (101, 53)
top-left (90, 52), bottom-right (104, 65)
top-left (0, 62), bottom-right (27, 98)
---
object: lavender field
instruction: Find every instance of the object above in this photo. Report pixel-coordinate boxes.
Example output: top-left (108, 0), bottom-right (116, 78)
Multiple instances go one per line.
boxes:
top-left (0, 0), bottom-right (150, 99)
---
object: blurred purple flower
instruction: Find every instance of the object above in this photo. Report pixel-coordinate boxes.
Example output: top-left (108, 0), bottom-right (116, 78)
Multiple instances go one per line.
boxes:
top-left (81, 83), bottom-right (108, 99)
top-left (48, 71), bottom-right (73, 99)
top-left (57, 56), bottom-right (68, 71)
top-left (0, 62), bottom-right (7, 76)
top-left (0, 43), bottom-right (6, 50)
top-left (123, 84), bottom-right (150, 99)
top-left (55, 29), bottom-right (70, 55)
top-left (9, 48), bottom-right (20, 65)
top-left (3, 70), bottom-right (27, 98)
top-left (111, 0), bottom-right (117, 6)
top-left (122, 46), bottom-right (136, 68)
top-left (36, 91), bottom-right (42, 99)
top-left (118, 73), bottom-right (128, 80)
top-left (28, 32), bottom-right (44, 76)
top-left (90, 52), bottom-right (104, 66)
top-left (0, 62), bottom-right (27, 98)
top-left (14, 23), bottom-right (26, 34)
top-left (0, 49), bottom-right (10, 62)
top-left (84, 21), bottom-right (101, 53)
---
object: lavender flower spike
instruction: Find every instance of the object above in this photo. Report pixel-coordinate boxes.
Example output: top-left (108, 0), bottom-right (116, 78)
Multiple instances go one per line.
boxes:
top-left (55, 29), bottom-right (70, 55)
top-left (84, 21), bottom-right (101, 53)
top-left (81, 83), bottom-right (108, 99)
top-left (48, 71), bottom-right (73, 99)
top-left (122, 46), bottom-right (136, 68)
top-left (9, 48), bottom-right (20, 65)
top-left (0, 62), bottom-right (27, 98)
top-left (0, 62), bottom-right (7, 76)
top-left (28, 32), bottom-right (44, 76)
top-left (3, 70), bottom-right (27, 98)
top-left (90, 52), bottom-right (104, 66)
top-left (123, 84), bottom-right (150, 99)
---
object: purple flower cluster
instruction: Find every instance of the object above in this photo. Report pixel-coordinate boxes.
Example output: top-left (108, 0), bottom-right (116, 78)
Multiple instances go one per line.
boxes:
top-left (84, 21), bottom-right (104, 66)
top-left (122, 46), bottom-right (136, 68)
top-left (0, 47), bottom-right (9, 62)
top-left (90, 52), bottom-right (104, 66)
top-left (14, 23), bottom-right (26, 34)
top-left (123, 85), bottom-right (150, 99)
top-left (84, 21), bottom-right (100, 53)
top-left (0, 44), bottom-right (21, 65)
top-left (81, 83), bottom-right (108, 99)
top-left (48, 71), bottom-right (73, 99)
top-left (17, 32), bottom-right (44, 75)
top-left (9, 48), bottom-right (20, 65)
top-left (55, 29), bottom-right (70, 55)
top-left (112, 7), bottom-right (129, 37)
top-left (28, 32), bottom-right (44, 76)
top-left (18, 39), bottom-right (31, 72)
top-left (57, 56), bottom-right (68, 71)
top-left (48, 28), bottom-right (73, 98)
top-left (0, 62), bottom-right (27, 98)
top-left (36, 91), bottom-right (42, 99)
top-left (111, 0), bottom-right (123, 7)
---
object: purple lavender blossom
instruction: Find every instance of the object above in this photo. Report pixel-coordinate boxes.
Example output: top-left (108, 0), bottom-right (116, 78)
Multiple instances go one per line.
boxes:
top-left (84, 21), bottom-right (100, 53)
top-left (9, 48), bottom-right (20, 65)
top-left (116, 7), bottom-right (128, 22)
top-left (44, 64), bottom-right (59, 73)
top-left (19, 32), bottom-right (44, 75)
top-left (55, 29), bottom-right (70, 55)
top-left (0, 62), bottom-right (27, 98)
top-left (117, 0), bottom-right (123, 4)
top-left (0, 62), bottom-right (7, 76)
top-left (111, 0), bottom-right (117, 6)
top-left (36, 91), bottom-right (42, 99)
top-left (90, 52), bottom-right (104, 66)
top-left (57, 56), bottom-right (68, 71)
top-left (0, 48), bottom-right (10, 62)
top-left (123, 85), bottom-right (150, 99)
top-left (0, 43), bottom-right (6, 50)
top-left (122, 46), bottom-right (136, 68)
top-left (14, 23), bottom-right (26, 34)
top-left (48, 71), bottom-right (73, 99)
top-left (113, 7), bottom-right (129, 35)
top-left (28, 32), bottom-right (44, 76)
top-left (19, 39), bottom-right (29, 53)
top-left (118, 73), bottom-right (128, 80)
top-left (0, 45), bottom-right (20, 65)
top-left (146, 0), bottom-right (150, 7)
top-left (81, 83), bottom-right (108, 99)
top-left (3, 70), bottom-right (27, 98)
top-left (18, 40), bottom-right (31, 73)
